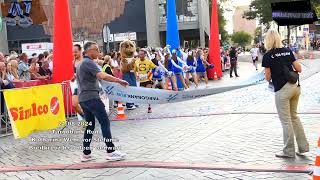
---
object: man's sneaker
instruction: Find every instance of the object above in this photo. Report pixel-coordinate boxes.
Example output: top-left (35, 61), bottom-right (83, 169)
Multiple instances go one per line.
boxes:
top-left (126, 106), bottom-right (136, 110)
top-left (80, 154), bottom-right (93, 162)
top-left (275, 152), bottom-right (295, 158)
top-left (106, 151), bottom-right (126, 161)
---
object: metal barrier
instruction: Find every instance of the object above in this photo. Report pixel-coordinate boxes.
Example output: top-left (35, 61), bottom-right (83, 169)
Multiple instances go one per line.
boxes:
top-left (0, 89), bottom-right (12, 137)
top-left (62, 81), bottom-right (78, 120)
top-left (0, 81), bottom-right (77, 138)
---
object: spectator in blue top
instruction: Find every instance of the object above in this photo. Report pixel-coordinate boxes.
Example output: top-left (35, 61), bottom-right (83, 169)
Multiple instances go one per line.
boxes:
top-left (18, 53), bottom-right (31, 81)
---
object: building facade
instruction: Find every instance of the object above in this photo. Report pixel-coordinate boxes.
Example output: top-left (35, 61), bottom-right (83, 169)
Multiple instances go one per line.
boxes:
top-left (3, 0), bottom-right (127, 53)
top-left (0, 0), bottom-right (8, 53)
top-left (145, 0), bottom-right (210, 47)
top-left (4, 0), bottom-right (210, 53)
top-left (107, 0), bottom-right (211, 49)
top-left (232, 6), bottom-right (257, 37)
top-left (267, 22), bottom-right (312, 50)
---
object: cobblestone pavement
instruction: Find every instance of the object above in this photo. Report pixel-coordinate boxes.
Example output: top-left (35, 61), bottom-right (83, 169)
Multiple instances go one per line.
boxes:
top-left (0, 58), bottom-right (319, 179)
top-left (0, 168), bottom-right (311, 180)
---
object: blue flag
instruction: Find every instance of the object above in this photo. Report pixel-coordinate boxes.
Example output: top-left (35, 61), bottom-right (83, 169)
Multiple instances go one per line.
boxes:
top-left (166, 0), bottom-right (180, 51)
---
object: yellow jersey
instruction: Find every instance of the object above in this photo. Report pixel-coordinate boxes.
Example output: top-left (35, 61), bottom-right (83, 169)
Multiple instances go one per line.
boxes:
top-left (134, 58), bottom-right (156, 83)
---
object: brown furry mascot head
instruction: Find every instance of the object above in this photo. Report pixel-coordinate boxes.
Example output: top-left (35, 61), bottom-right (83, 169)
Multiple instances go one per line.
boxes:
top-left (120, 40), bottom-right (136, 58)
top-left (120, 40), bottom-right (137, 73)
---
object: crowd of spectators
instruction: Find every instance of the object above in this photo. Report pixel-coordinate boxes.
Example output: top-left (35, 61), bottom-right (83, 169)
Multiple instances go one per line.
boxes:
top-left (0, 51), bottom-right (53, 129)
top-left (0, 51), bottom-right (53, 89)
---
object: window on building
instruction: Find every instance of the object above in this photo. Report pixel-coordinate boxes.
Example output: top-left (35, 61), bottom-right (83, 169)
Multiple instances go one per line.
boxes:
top-left (158, 0), bottom-right (199, 24)
top-left (8, 38), bottom-right (51, 54)
top-left (8, 40), bottom-right (20, 54)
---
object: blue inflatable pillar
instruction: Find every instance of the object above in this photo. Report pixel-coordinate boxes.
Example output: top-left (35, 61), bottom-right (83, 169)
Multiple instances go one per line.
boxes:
top-left (167, 0), bottom-right (184, 90)
top-left (166, 0), bottom-right (180, 50)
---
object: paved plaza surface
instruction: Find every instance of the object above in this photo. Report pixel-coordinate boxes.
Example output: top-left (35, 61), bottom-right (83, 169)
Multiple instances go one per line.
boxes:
top-left (0, 55), bottom-right (319, 179)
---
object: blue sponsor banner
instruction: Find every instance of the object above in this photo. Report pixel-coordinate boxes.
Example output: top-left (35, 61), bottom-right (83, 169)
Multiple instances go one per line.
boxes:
top-left (99, 72), bottom-right (265, 104)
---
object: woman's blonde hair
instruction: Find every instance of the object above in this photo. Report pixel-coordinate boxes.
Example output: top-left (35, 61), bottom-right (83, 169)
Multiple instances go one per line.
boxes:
top-left (9, 60), bottom-right (19, 79)
top-left (104, 55), bottom-right (111, 65)
top-left (98, 60), bottom-right (104, 67)
top-left (6, 62), bottom-right (12, 72)
top-left (8, 55), bottom-right (18, 61)
top-left (264, 29), bottom-right (283, 51)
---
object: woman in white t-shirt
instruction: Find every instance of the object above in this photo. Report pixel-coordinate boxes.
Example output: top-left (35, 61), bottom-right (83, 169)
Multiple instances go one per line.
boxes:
top-left (110, 52), bottom-right (122, 78)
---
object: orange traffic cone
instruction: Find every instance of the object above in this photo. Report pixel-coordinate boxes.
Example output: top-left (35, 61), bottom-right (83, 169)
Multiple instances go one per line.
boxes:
top-left (113, 102), bottom-right (128, 121)
top-left (313, 138), bottom-right (320, 180)
top-left (167, 79), bottom-right (172, 90)
top-left (213, 71), bottom-right (218, 81)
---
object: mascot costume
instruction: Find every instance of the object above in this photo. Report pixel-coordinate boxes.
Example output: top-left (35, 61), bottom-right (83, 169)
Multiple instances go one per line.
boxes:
top-left (119, 40), bottom-right (137, 109)
top-left (120, 40), bottom-right (137, 75)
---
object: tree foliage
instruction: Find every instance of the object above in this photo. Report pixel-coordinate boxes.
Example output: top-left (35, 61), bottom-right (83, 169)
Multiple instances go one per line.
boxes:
top-left (254, 27), bottom-right (262, 44)
top-left (316, 5), bottom-right (320, 16)
top-left (244, 0), bottom-right (320, 26)
top-left (231, 31), bottom-right (252, 47)
top-left (217, 3), bottom-right (229, 43)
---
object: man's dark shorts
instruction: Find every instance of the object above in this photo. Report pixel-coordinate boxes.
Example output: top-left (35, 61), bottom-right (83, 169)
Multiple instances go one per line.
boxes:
top-left (253, 57), bottom-right (258, 62)
top-left (140, 81), bottom-right (153, 87)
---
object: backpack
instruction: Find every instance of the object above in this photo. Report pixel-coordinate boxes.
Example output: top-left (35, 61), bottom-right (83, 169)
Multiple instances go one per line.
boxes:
top-left (282, 64), bottom-right (299, 85)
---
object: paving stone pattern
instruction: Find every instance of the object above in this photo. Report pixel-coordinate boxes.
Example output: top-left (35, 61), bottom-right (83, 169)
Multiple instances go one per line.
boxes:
top-left (0, 57), bottom-right (319, 180)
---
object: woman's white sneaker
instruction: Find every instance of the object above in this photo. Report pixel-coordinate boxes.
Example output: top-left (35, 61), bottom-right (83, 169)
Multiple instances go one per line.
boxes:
top-left (106, 151), bottom-right (126, 161)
